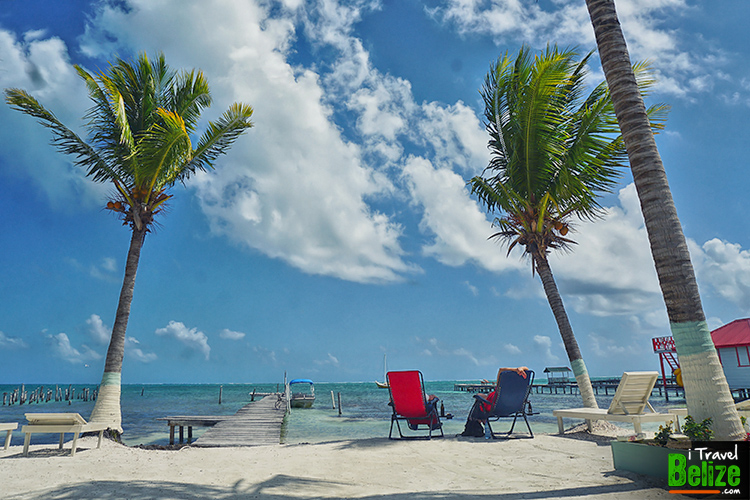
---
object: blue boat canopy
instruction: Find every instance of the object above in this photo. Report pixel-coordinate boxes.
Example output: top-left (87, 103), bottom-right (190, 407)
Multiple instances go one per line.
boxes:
top-left (289, 379), bottom-right (314, 385)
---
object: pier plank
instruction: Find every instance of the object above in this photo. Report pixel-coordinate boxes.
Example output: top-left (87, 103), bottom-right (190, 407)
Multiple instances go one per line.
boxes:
top-left (193, 394), bottom-right (286, 447)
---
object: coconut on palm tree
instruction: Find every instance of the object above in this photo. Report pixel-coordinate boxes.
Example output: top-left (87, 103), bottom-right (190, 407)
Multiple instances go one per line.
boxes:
top-left (470, 45), bottom-right (666, 408)
top-left (5, 52), bottom-right (254, 434)
top-left (584, 0), bottom-right (744, 440)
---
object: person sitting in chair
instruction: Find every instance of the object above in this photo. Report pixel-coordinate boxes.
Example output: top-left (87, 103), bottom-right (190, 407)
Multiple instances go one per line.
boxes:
top-left (461, 366), bottom-right (529, 437)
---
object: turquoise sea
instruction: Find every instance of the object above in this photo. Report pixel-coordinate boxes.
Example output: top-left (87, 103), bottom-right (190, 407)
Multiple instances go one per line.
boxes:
top-left (0, 380), bottom-right (685, 447)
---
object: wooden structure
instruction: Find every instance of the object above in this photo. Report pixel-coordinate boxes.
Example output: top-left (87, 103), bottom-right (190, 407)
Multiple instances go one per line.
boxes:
top-left (544, 367), bottom-right (572, 384)
top-left (1, 422), bottom-right (18, 450)
top-left (193, 394), bottom-right (286, 447)
top-left (21, 413), bottom-right (107, 457)
top-left (553, 372), bottom-right (682, 434)
top-left (157, 415), bottom-right (228, 445)
top-left (652, 336), bottom-right (680, 402)
top-left (712, 319), bottom-right (750, 391)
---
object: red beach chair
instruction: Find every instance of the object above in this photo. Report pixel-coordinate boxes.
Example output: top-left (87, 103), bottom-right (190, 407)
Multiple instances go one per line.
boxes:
top-left (387, 370), bottom-right (444, 439)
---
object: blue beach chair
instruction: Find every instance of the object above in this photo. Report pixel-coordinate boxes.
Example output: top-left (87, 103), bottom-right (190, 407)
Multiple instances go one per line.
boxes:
top-left (473, 369), bottom-right (536, 439)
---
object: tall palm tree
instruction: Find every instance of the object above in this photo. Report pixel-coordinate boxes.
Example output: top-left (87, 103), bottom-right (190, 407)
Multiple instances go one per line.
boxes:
top-left (584, 0), bottom-right (744, 440)
top-left (470, 45), bottom-right (665, 409)
top-left (5, 53), bottom-right (254, 434)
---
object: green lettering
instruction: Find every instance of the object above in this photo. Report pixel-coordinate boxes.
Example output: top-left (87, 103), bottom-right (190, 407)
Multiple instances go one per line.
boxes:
top-left (689, 465), bottom-right (701, 486)
top-left (728, 465), bottom-right (741, 487)
top-left (668, 454), bottom-right (686, 486)
top-left (715, 465), bottom-right (726, 487)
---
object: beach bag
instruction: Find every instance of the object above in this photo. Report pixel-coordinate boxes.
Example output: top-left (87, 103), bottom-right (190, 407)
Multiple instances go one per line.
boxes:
top-left (461, 419), bottom-right (485, 437)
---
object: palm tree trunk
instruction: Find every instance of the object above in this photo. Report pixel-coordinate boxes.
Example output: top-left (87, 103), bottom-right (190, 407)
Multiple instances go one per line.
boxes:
top-left (585, 0), bottom-right (743, 439)
top-left (534, 252), bottom-right (598, 409)
top-left (88, 227), bottom-right (146, 433)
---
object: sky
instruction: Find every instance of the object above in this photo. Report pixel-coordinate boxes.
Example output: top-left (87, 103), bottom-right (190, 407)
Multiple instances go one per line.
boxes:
top-left (1, 0), bottom-right (750, 385)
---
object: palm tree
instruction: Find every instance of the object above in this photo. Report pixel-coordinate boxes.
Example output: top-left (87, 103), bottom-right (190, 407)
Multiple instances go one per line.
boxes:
top-left (5, 53), bottom-right (254, 434)
top-left (470, 45), bottom-right (665, 409)
top-left (584, 0), bottom-right (744, 440)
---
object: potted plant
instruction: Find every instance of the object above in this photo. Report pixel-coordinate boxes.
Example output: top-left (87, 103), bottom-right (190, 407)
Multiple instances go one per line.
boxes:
top-left (611, 420), bottom-right (700, 479)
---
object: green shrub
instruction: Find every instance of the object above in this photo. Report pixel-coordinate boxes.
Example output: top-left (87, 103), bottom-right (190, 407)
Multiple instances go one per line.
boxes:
top-left (683, 415), bottom-right (713, 441)
top-left (654, 421), bottom-right (674, 446)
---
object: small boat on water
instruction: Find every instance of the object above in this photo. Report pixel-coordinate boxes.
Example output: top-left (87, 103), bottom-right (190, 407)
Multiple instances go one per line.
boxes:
top-left (288, 379), bottom-right (315, 408)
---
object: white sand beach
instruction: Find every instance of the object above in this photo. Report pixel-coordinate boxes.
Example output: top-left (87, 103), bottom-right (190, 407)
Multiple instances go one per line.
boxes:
top-left (1, 425), bottom-right (685, 500)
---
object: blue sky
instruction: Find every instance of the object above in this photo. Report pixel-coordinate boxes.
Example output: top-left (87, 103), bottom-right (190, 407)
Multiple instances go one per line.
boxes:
top-left (2, 0), bottom-right (750, 385)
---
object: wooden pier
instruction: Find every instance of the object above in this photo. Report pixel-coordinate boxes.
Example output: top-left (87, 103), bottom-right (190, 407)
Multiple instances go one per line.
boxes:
top-left (191, 393), bottom-right (287, 447)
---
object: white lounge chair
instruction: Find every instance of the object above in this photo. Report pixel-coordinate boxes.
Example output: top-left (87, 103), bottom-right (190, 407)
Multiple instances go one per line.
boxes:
top-left (553, 371), bottom-right (679, 435)
top-left (22, 413), bottom-right (108, 457)
top-left (1, 422), bottom-right (18, 450)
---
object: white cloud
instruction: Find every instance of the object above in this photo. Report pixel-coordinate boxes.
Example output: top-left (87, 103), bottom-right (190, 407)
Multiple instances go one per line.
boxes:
top-left (85, 314), bottom-right (110, 344)
top-left (550, 184), bottom-right (663, 317)
top-left (47, 332), bottom-right (101, 364)
top-left (75, 0), bottom-right (417, 284)
top-left (0, 29), bottom-right (107, 208)
top-left (401, 156), bottom-right (525, 272)
top-left (464, 281), bottom-right (479, 296)
top-left (429, 0), bottom-right (721, 99)
top-left (533, 335), bottom-right (560, 363)
top-left (220, 328), bottom-right (246, 340)
top-left (414, 336), bottom-right (492, 367)
top-left (690, 238), bottom-right (750, 310)
top-left (0, 331), bottom-right (28, 349)
top-left (314, 352), bottom-right (340, 367)
top-left (252, 346), bottom-right (278, 364)
top-left (504, 343), bottom-right (521, 355)
top-left (125, 337), bottom-right (158, 363)
top-left (155, 321), bottom-right (211, 361)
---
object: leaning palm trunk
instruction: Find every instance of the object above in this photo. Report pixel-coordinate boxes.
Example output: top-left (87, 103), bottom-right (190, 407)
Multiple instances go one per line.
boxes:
top-left (88, 227), bottom-right (146, 433)
top-left (534, 253), bottom-right (598, 408)
top-left (585, 0), bottom-right (743, 439)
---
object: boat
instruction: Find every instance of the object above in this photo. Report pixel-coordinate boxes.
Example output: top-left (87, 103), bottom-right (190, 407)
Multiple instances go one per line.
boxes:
top-left (288, 379), bottom-right (315, 408)
top-left (375, 354), bottom-right (389, 389)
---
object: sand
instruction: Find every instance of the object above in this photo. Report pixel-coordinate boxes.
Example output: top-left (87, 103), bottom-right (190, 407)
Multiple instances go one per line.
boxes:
top-left (1, 424), bottom-right (684, 499)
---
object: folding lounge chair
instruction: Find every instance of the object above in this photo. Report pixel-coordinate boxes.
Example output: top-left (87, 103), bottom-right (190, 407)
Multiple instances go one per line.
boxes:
top-left (387, 370), bottom-right (445, 439)
top-left (552, 371), bottom-right (679, 434)
top-left (22, 413), bottom-right (108, 457)
top-left (474, 369), bottom-right (536, 439)
top-left (1, 422), bottom-right (18, 450)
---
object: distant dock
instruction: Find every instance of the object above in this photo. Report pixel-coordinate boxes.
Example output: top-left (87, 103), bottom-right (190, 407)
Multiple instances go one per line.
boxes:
top-left (159, 393), bottom-right (287, 447)
top-left (454, 378), bottom-right (689, 399)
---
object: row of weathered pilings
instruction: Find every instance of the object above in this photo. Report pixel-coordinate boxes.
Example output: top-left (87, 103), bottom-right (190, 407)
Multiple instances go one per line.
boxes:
top-left (2, 384), bottom-right (98, 406)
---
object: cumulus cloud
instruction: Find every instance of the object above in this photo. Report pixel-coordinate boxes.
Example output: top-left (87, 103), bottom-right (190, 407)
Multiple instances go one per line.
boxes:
top-left (125, 337), bottom-right (158, 363)
top-left (401, 156), bottom-right (525, 272)
top-left (550, 184), bottom-right (663, 317)
top-left (414, 336), bottom-right (492, 366)
top-left (690, 238), bottom-right (750, 310)
top-left (314, 353), bottom-right (340, 367)
top-left (0, 29), bottom-right (107, 208)
top-left (155, 321), bottom-right (211, 361)
top-left (252, 346), bottom-right (278, 364)
top-left (0, 331), bottom-right (28, 349)
top-left (504, 343), bottom-right (522, 355)
top-left (86, 314), bottom-right (110, 344)
top-left (220, 329), bottom-right (246, 340)
top-left (533, 335), bottom-right (560, 363)
top-left (47, 332), bottom-right (101, 364)
top-left (428, 0), bottom-right (724, 99)
top-left (76, 0), bottom-right (414, 284)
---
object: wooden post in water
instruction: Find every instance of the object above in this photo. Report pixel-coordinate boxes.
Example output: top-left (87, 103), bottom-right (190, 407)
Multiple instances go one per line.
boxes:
top-left (251, 389), bottom-right (256, 401)
top-left (218, 385), bottom-right (223, 405)
top-left (337, 392), bottom-right (342, 415)
top-left (330, 391), bottom-right (336, 409)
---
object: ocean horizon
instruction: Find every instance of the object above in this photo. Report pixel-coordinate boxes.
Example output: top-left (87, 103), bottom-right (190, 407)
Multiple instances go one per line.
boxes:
top-left (1, 380), bottom-right (684, 447)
